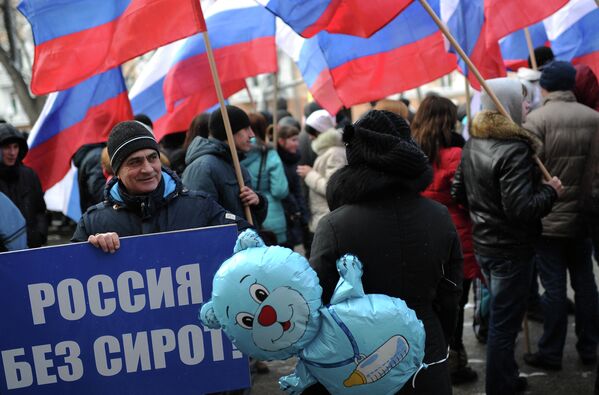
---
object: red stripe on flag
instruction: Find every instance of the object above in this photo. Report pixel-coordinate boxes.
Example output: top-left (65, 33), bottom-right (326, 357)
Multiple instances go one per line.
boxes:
top-left (24, 93), bottom-right (133, 191)
top-left (329, 32), bottom-right (456, 107)
top-left (153, 80), bottom-right (246, 141)
top-left (311, 70), bottom-right (343, 115)
top-left (484, 0), bottom-right (568, 45)
top-left (163, 37), bottom-right (276, 112)
top-left (467, 27), bottom-right (506, 90)
top-left (30, 0), bottom-right (205, 95)
top-left (302, 0), bottom-right (413, 38)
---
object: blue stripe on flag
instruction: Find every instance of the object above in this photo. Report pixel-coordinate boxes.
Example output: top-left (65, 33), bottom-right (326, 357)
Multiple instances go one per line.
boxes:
top-left (18, 0), bottom-right (131, 45)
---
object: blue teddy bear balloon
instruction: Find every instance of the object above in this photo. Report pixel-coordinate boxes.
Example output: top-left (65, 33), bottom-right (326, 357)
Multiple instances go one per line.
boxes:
top-left (200, 230), bottom-right (426, 394)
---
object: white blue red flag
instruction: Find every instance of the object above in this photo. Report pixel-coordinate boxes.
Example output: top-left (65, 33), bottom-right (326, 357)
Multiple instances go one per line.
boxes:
top-left (25, 67), bottom-right (133, 192)
top-left (545, 0), bottom-right (599, 76)
top-left (441, 0), bottom-right (506, 89)
top-left (130, 0), bottom-right (275, 140)
top-left (256, 0), bottom-right (413, 38)
top-left (18, 0), bottom-right (206, 95)
top-left (483, 0), bottom-right (568, 45)
top-left (500, 0), bottom-right (598, 76)
top-left (499, 22), bottom-right (548, 70)
top-left (442, 0), bottom-right (569, 88)
top-left (310, 0), bottom-right (456, 108)
top-left (43, 164), bottom-right (82, 222)
top-left (276, 20), bottom-right (343, 115)
top-left (129, 40), bottom-right (245, 140)
top-left (162, 0), bottom-right (277, 113)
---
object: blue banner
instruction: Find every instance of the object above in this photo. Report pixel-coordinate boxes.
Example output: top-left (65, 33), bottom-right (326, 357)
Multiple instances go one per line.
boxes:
top-left (0, 225), bottom-right (250, 394)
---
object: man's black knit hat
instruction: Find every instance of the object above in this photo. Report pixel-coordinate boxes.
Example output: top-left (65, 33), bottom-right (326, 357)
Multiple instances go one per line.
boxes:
top-left (107, 121), bottom-right (159, 174)
top-left (540, 60), bottom-right (576, 92)
top-left (209, 105), bottom-right (251, 141)
top-left (344, 110), bottom-right (429, 178)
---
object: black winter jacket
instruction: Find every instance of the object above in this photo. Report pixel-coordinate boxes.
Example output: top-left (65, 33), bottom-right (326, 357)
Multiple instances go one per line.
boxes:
top-left (0, 125), bottom-right (47, 248)
top-left (451, 111), bottom-right (557, 258)
top-left (72, 168), bottom-right (250, 241)
top-left (310, 164), bottom-right (463, 366)
top-left (182, 137), bottom-right (267, 226)
top-left (277, 147), bottom-right (309, 245)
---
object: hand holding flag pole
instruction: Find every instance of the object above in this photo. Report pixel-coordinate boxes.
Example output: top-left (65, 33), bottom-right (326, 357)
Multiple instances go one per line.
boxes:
top-left (202, 30), bottom-right (253, 224)
top-left (417, 0), bottom-right (552, 181)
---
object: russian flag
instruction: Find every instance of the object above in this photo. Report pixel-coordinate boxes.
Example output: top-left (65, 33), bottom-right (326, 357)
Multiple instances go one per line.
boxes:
top-left (25, 67), bottom-right (133, 192)
top-left (545, 0), bottom-right (599, 78)
top-left (256, 0), bottom-right (413, 38)
top-left (312, 0), bottom-right (456, 108)
top-left (44, 164), bottom-right (82, 222)
top-left (18, 0), bottom-right (206, 95)
top-left (441, 0), bottom-right (506, 89)
top-left (483, 0), bottom-right (568, 45)
top-left (499, 22), bottom-right (548, 70)
top-left (129, 41), bottom-right (244, 141)
top-left (276, 19), bottom-right (343, 115)
top-left (162, 0), bottom-right (277, 112)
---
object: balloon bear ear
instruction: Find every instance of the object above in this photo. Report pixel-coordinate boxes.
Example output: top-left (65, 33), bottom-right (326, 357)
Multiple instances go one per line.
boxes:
top-left (234, 229), bottom-right (266, 254)
top-left (199, 301), bottom-right (221, 329)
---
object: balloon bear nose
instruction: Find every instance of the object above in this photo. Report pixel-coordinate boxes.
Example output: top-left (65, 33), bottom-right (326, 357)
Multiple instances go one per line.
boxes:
top-left (258, 305), bottom-right (277, 326)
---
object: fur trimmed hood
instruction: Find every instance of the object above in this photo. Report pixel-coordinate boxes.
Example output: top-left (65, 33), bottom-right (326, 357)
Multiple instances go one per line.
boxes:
top-left (311, 128), bottom-right (343, 155)
top-left (471, 110), bottom-right (542, 153)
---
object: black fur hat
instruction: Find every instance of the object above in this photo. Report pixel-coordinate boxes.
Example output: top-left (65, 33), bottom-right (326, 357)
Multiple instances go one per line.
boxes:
top-left (343, 110), bottom-right (429, 178)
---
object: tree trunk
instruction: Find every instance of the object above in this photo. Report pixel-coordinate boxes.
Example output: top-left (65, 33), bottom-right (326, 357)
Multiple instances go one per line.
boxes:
top-left (0, 0), bottom-right (45, 124)
top-left (0, 46), bottom-right (44, 123)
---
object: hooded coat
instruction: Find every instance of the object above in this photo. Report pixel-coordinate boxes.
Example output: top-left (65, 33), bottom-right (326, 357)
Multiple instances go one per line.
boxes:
top-left (309, 110), bottom-right (463, 395)
top-left (241, 145), bottom-right (289, 243)
top-left (303, 129), bottom-right (347, 232)
top-left (0, 125), bottom-right (47, 248)
top-left (422, 140), bottom-right (480, 280)
top-left (72, 168), bottom-right (249, 241)
top-left (524, 90), bottom-right (599, 238)
top-left (181, 137), bottom-right (267, 226)
top-left (278, 146), bottom-right (310, 246)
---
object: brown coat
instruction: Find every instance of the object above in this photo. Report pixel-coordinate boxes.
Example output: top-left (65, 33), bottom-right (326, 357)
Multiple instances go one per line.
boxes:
top-left (524, 90), bottom-right (599, 238)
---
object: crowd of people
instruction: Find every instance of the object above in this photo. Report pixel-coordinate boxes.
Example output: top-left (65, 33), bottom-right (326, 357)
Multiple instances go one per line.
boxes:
top-left (1, 47), bottom-right (598, 395)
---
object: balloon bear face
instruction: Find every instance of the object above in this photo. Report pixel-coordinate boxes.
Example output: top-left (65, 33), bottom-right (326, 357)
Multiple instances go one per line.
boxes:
top-left (203, 245), bottom-right (323, 360)
top-left (235, 277), bottom-right (310, 352)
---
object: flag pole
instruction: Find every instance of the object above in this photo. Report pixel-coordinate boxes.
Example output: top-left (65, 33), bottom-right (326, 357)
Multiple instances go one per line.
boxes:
top-left (272, 71), bottom-right (280, 145)
top-left (202, 31), bottom-right (253, 224)
top-left (417, 0), bottom-right (552, 181)
top-left (524, 27), bottom-right (538, 71)
top-left (464, 76), bottom-right (471, 134)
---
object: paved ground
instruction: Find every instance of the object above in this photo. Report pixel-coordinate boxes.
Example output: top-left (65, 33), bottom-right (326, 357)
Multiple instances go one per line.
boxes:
top-left (48, 221), bottom-right (597, 394)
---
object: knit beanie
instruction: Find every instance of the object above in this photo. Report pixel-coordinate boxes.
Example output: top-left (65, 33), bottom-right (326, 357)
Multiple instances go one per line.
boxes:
top-left (209, 105), bottom-right (251, 141)
top-left (305, 110), bottom-right (336, 134)
top-left (540, 61), bottom-right (576, 92)
top-left (344, 110), bottom-right (429, 178)
top-left (107, 121), bottom-right (159, 174)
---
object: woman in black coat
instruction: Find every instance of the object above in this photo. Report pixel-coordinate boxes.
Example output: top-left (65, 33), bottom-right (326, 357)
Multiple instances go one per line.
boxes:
top-left (306, 110), bottom-right (463, 395)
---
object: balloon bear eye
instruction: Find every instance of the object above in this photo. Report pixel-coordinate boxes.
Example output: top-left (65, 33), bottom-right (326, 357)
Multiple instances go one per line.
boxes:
top-left (236, 312), bottom-right (254, 329)
top-left (249, 283), bottom-right (269, 303)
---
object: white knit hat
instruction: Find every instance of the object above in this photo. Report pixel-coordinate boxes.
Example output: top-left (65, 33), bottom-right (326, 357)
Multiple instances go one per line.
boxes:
top-left (305, 109), bottom-right (336, 134)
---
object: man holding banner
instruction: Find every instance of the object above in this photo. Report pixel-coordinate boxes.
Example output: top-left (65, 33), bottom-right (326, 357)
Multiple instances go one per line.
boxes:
top-left (72, 121), bottom-right (250, 252)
